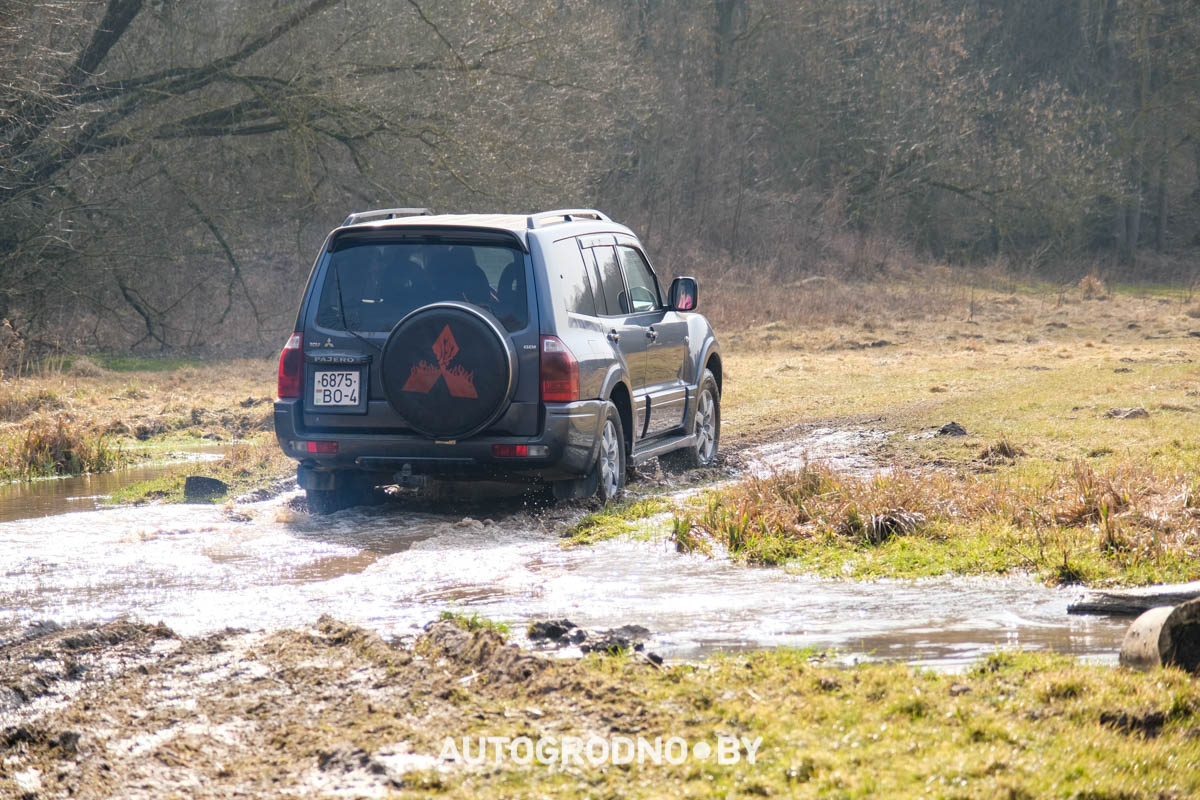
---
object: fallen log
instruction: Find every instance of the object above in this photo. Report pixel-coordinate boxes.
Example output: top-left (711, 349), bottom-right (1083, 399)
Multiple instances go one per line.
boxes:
top-left (1119, 599), bottom-right (1200, 673)
top-left (1067, 580), bottom-right (1200, 616)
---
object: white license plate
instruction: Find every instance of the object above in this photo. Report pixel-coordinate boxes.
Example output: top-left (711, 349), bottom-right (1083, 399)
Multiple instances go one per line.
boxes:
top-left (313, 370), bottom-right (360, 406)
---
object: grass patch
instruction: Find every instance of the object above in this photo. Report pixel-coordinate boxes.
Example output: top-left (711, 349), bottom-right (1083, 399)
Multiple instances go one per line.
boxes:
top-left (87, 354), bottom-right (208, 372)
top-left (0, 356), bottom-right (275, 483)
top-left (107, 436), bottom-right (293, 505)
top-left (472, 649), bottom-right (1200, 799)
top-left (438, 610), bottom-right (511, 636)
top-left (0, 415), bottom-right (130, 480)
top-left (678, 461), bottom-right (1200, 586)
top-left (562, 496), bottom-right (673, 547)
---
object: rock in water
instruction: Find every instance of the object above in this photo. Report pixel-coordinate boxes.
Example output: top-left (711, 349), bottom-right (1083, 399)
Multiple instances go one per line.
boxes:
top-left (527, 619), bottom-right (578, 641)
top-left (184, 476), bottom-right (229, 501)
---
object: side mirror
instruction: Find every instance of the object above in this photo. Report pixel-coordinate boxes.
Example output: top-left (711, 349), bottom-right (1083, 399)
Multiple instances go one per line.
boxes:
top-left (669, 277), bottom-right (698, 312)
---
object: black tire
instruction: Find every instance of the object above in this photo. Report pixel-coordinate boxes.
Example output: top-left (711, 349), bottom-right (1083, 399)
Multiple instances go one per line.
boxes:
top-left (662, 369), bottom-right (720, 470)
top-left (549, 401), bottom-right (626, 504)
top-left (595, 401), bottom-right (626, 504)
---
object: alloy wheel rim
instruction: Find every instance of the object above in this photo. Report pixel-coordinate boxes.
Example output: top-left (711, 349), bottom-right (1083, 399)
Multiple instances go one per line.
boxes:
top-left (600, 420), bottom-right (620, 496)
top-left (696, 390), bottom-right (715, 462)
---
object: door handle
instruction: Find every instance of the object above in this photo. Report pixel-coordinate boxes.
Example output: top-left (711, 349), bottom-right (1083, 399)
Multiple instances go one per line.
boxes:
top-left (607, 329), bottom-right (620, 343)
top-left (646, 327), bottom-right (658, 342)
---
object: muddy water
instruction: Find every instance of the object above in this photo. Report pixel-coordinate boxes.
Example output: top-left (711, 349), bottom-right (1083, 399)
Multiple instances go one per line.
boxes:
top-left (0, 447), bottom-right (226, 524)
top-left (0, 432), bottom-right (1127, 670)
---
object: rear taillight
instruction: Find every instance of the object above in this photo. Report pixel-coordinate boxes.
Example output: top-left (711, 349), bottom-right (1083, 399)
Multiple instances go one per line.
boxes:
top-left (277, 333), bottom-right (303, 399)
top-left (540, 335), bottom-right (579, 403)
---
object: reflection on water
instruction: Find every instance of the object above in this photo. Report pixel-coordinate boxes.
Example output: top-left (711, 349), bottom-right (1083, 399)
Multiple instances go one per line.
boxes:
top-left (0, 447), bottom-right (226, 524)
top-left (0, 487), bottom-right (1127, 671)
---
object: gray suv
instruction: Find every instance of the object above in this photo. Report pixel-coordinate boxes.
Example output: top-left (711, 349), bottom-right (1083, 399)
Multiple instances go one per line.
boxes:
top-left (274, 208), bottom-right (722, 513)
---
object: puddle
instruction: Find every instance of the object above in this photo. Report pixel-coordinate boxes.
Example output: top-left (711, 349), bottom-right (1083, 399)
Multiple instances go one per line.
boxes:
top-left (0, 445), bottom-right (226, 524)
top-left (0, 430), bottom-right (1129, 670)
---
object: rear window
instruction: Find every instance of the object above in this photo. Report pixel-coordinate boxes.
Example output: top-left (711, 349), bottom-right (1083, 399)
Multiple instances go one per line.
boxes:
top-left (315, 241), bottom-right (528, 332)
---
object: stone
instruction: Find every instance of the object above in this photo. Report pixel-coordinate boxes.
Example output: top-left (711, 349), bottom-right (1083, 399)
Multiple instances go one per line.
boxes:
top-left (184, 476), bottom-right (229, 501)
top-left (527, 619), bottom-right (577, 641)
top-left (1105, 407), bottom-right (1149, 420)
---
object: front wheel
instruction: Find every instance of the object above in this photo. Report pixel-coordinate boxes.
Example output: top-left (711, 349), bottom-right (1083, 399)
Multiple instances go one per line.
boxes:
top-left (663, 369), bottom-right (720, 470)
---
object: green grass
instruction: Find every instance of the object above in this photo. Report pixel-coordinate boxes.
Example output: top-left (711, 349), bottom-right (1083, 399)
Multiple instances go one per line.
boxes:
top-left (106, 436), bottom-right (292, 504)
top-left (676, 462), bottom-right (1200, 587)
top-left (438, 610), bottom-right (511, 636)
top-left (401, 644), bottom-right (1200, 799)
top-left (561, 496), bottom-right (673, 547)
top-left (87, 354), bottom-right (208, 372)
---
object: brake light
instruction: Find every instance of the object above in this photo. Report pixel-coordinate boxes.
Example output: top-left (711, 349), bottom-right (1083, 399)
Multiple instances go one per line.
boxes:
top-left (540, 335), bottom-right (579, 403)
top-left (493, 444), bottom-right (528, 458)
top-left (306, 441), bottom-right (338, 454)
top-left (277, 333), bottom-right (303, 399)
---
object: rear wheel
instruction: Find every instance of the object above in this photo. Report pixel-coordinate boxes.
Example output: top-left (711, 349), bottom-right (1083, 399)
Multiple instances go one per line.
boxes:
top-left (551, 400), bottom-right (625, 504)
top-left (596, 402), bottom-right (626, 503)
top-left (662, 369), bottom-right (720, 470)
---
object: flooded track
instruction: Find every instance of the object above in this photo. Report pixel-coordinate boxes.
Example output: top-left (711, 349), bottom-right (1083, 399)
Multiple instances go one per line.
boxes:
top-left (0, 431), bottom-right (1127, 671)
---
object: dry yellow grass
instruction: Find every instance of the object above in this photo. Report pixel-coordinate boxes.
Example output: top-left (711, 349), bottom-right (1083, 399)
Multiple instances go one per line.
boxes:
top-left (715, 280), bottom-right (1200, 468)
top-left (0, 356), bottom-right (275, 478)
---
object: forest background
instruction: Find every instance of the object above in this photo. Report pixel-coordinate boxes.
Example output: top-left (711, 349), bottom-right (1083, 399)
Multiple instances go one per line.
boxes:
top-left (2, 0), bottom-right (1198, 354)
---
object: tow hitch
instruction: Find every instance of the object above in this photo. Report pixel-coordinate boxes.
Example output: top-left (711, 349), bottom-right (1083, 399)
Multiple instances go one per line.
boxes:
top-left (394, 463), bottom-right (429, 490)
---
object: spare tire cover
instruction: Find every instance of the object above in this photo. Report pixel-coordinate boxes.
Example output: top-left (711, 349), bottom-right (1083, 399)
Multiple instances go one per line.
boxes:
top-left (381, 303), bottom-right (516, 439)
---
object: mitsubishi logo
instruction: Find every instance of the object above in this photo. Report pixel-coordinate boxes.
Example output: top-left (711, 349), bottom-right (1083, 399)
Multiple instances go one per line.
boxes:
top-left (402, 325), bottom-right (478, 399)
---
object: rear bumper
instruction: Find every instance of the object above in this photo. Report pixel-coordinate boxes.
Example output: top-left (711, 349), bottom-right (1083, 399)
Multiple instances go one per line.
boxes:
top-left (273, 398), bottom-right (604, 483)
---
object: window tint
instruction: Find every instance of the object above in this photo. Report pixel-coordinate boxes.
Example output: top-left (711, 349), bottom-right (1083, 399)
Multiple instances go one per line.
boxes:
top-left (590, 245), bottom-right (628, 316)
top-left (315, 242), bottom-right (527, 332)
top-left (551, 244), bottom-right (598, 316)
top-left (616, 246), bottom-right (661, 313)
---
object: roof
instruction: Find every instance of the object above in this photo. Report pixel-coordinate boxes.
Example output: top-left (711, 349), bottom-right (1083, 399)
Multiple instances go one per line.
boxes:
top-left (336, 209), bottom-right (635, 250)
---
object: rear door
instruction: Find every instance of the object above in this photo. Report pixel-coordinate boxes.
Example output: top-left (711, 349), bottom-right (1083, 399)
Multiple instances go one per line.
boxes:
top-left (615, 242), bottom-right (688, 437)
top-left (584, 243), bottom-right (650, 441)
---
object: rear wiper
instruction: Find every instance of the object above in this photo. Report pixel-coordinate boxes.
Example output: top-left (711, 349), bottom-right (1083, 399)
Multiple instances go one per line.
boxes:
top-left (333, 262), bottom-right (382, 355)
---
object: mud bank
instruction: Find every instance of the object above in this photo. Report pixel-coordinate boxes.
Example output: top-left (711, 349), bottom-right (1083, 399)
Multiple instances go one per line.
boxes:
top-left (3, 617), bottom-right (1197, 800)
top-left (0, 617), bottom-right (626, 799)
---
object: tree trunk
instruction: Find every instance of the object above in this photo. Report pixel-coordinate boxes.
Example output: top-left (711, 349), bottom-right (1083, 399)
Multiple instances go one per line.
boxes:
top-left (712, 0), bottom-right (745, 89)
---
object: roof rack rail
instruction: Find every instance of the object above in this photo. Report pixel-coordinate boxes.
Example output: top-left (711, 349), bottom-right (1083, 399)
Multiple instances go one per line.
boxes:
top-left (526, 209), bottom-right (611, 230)
top-left (342, 207), bottom-right (431, 226)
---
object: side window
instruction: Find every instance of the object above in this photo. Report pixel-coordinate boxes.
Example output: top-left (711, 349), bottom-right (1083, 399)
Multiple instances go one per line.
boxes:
top-left (552, 243), bottom-right (598, 316)
top-left (590, 245), bottom-right (628, 316)
top-left (616, 246), bottom-right (661, 313)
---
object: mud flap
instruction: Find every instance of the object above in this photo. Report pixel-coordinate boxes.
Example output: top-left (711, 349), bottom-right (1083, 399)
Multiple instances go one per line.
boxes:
top-left (552, 465), bottom-right (600, 501)
top-left (297, 465), bottom-right (336, 491)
